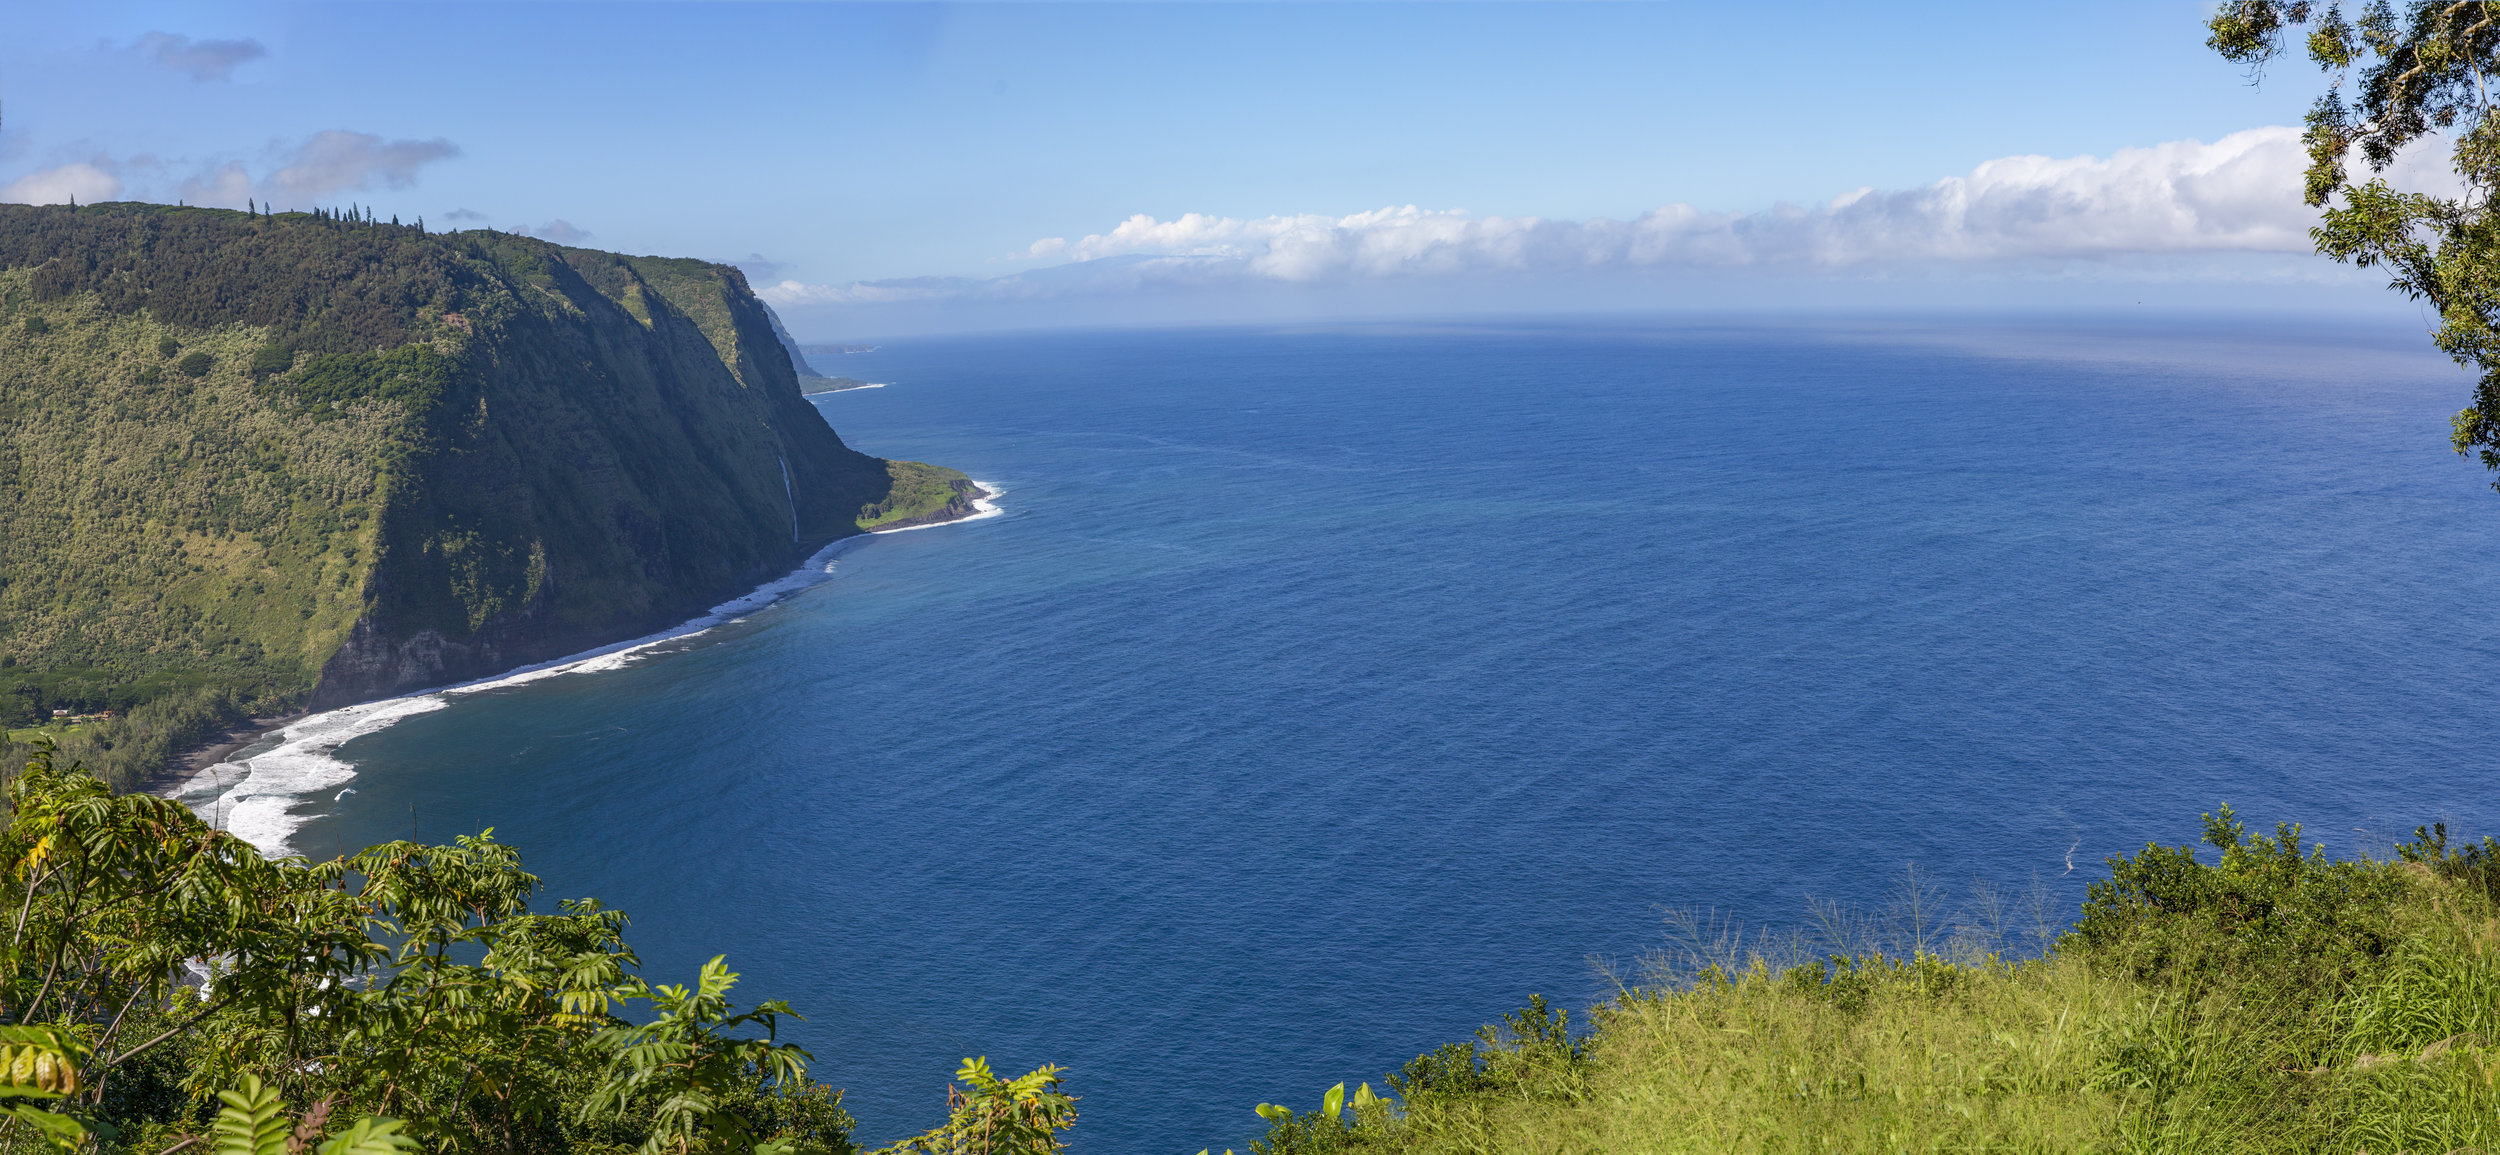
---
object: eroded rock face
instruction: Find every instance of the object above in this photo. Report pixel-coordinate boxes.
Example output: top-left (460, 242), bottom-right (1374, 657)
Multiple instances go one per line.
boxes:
top-left (312, 622), bottom-right (482, 710)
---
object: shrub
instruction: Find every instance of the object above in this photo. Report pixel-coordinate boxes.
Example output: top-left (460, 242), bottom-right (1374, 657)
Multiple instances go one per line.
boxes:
top-left (247, 341), bottom-right (294, 378)
top-left (1248, 813), bottom-right (2500, 1155)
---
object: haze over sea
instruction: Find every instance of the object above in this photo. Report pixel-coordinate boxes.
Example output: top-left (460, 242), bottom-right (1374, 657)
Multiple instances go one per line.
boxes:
top-left (201, 315), bottom-right (2500, 1153)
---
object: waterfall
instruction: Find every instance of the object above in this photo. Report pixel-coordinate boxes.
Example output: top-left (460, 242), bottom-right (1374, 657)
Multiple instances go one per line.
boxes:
top-left (778, 455), bottom-right (800, 542)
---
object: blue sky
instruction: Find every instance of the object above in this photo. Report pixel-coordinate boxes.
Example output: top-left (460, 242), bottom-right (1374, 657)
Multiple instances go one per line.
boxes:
top-left (0, 2), bottom-right (2406, 336)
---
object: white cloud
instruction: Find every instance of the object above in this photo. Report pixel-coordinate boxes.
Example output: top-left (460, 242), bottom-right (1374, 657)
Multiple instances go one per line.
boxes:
top-left (2, 130), bottom-right (460, 212)
top-left (0, 164), bottom-right (122, 205)
top-left (758, 277), bottom-right (976, 306)
top-left (264, 131), bottom-right (459, 203)
top-left (96, 131), bottom-right (465, 210)
top-left (134, 32), bottom-right (268, 83)
top-left (1028, 127), bottom-right (2373, 277)
top-left (176, 163), bottom-right (254, 209)
top-left (769, 126), bottom-right (2452, 312)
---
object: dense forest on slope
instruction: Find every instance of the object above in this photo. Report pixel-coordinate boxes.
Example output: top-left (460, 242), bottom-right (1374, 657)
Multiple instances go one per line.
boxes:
top-left (0, 203), bottom-right (975, 783)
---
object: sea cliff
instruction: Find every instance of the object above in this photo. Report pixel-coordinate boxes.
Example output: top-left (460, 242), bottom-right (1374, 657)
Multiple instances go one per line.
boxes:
top-left (0, 202), bottom-right (969, 750)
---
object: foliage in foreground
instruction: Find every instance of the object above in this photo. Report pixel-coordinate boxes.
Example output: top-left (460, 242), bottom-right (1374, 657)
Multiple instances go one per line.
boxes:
top-left (0, 742), bottom-right (861, 1155)
top-left (30, 723), bottom-right (2500, 1155)
top-left (1239, 808), bottom-right (2500, 1154)
top-left (871, 1059), bottom-right (1074, 1155)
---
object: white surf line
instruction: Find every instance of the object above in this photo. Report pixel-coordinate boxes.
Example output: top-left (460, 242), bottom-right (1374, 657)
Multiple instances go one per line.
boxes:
top-left (172, 480), bottom-right (1007, 856)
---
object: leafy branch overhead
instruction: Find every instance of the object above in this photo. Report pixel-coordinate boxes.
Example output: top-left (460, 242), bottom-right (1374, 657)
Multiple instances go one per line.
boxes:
top-left (2209, 1), bottom-right (2500, 480)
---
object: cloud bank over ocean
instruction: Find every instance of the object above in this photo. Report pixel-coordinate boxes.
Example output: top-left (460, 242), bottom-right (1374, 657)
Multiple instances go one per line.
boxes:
top-left (1013, 128), bottom-right (2327, 274)
top-left (760, 127), bottom-right (2452, 332)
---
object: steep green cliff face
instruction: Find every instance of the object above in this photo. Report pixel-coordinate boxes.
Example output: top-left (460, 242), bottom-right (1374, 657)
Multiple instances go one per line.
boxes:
top-left (0, 203), bottom-right (972, 722)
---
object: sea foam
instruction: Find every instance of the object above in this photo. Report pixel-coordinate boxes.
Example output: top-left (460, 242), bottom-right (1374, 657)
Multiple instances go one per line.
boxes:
top-left (174, 481), bottom-right (1005, 855)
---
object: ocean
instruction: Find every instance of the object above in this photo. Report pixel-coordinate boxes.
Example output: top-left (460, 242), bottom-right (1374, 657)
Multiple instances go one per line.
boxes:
top-left (183, 314), bottom-right (2500, 1153)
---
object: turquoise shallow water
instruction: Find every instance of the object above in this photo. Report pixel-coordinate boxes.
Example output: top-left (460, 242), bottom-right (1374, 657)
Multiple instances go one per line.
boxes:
top-left (283, 315), bottom-right (2498, 1152)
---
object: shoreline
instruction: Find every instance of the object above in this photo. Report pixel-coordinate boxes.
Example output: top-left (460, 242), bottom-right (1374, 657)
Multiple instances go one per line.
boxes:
top-left (126, 712), bottom-right (310, 799)
top-left (155, 480), bottom-right (1004, 849)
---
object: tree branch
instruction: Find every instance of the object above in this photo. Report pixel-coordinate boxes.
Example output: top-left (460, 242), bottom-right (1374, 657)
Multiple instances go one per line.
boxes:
top-left (95, 990), bottom-right (238, 1072)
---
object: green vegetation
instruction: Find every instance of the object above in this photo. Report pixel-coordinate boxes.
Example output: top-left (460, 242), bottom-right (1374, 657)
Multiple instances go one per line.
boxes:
top-left (878, 1060), bottom-right (1076, 1155)
top-left (0, 743), bottom-right (864, 1155)
top-left (2206, 3), bottom-right (2500, 486)
top-left (856, 463), bottom-right (982, 532)
top-left (0, 742), bottom-right (1082, 1155)
top-left (0, 202), bottom-right (977, 748)
top-left (0, 686), bottom-right (256, 794)
top-left (1230, 810), bottom-right (2500, 1154)
top-left (26, 730), bottom-right (2500, 1155)
top-left (0, 266), bottom-right (386, 741)
top-left (26, 711), bottom-right (2500, 1155)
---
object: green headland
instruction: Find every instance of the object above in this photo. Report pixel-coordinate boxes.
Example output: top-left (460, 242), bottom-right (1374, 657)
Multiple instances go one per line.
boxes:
top-left (0, 202), bottom-right (979, 787)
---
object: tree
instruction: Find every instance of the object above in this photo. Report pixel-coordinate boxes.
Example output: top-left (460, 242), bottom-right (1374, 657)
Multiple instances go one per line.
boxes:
top-left (2209, 2), bottom-right (2500, 485)
top-left (207, 1075), bottom-right (415, 1155)
top-left (872, 1060), bottom-right (1074, 1155)
top-left (577, 957), bottom-right (818, 1155)
top-left (0, 743), bottom-right (864, 1155)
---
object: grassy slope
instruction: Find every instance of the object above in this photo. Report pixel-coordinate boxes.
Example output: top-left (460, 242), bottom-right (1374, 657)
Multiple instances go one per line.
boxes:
top-left (0, 266), bottom-right (394, 713)
top-left (1250, 815), bottom-right (2500, 1155)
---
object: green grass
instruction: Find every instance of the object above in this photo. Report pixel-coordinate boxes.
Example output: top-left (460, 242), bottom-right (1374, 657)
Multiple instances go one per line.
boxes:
top-left (856, 460), bottom-right (979, 530)
top-left (1330, 958), bottom-right (2128, 1154)
top-left (1242, 812), bottom-right (2500, 1155)
top-left (3, 723), bottom-right (87, 743)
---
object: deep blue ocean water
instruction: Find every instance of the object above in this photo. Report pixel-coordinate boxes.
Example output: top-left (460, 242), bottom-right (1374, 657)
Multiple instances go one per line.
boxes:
top-left (281, 315), bottom-right (2500, 1152)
